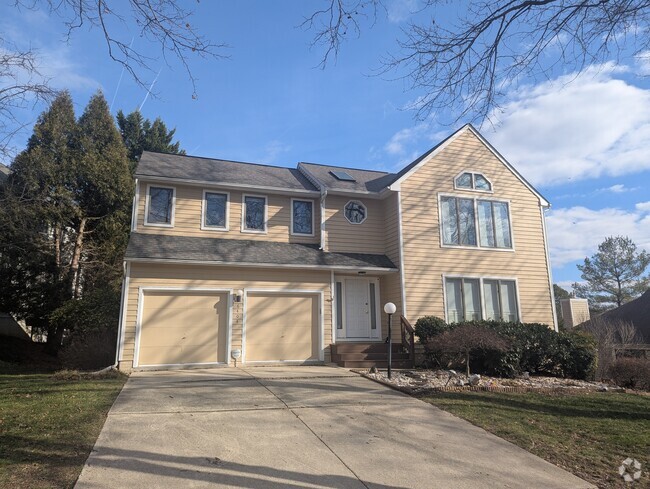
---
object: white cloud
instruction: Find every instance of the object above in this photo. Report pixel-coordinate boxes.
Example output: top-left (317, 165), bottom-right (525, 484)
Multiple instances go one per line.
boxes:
top-left (386, 0), bottom-right (418, 23)
top-left (258, 140), bottom-right (291, 164)
top-left (599, 183), bottom-right (639, 193)
top-left (636, 201), bottom-right (650, 212)
top-left (488, 63), bottom-right (650, 186)
top-left (546, 205), bottom-right (650, 267)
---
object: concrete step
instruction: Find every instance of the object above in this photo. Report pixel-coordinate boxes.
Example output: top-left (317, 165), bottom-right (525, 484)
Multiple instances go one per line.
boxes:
top-left (332, 343), bottom-right (403, 354)
top-left (331, 352), bottom-right (410, 362)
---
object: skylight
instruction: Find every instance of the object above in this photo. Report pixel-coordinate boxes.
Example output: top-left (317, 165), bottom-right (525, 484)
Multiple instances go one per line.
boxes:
top-left (330, 170), bottom-right (356, 182)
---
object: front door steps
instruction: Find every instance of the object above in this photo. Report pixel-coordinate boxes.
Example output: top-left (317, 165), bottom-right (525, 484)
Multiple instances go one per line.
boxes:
top-left (331, 342), bottom-right (412, 368)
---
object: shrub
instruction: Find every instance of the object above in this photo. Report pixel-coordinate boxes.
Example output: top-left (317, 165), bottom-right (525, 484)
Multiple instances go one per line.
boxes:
top-left (610, 358), bottom-right (650, 390)
top-left (426, 324), bottom-right (509, 376)
top-left (419, 317), bottom-right (597, 379)
top-left (60, 327), bottom-right (117, 370)
top-left (414, 316), bottom-right (449, 343)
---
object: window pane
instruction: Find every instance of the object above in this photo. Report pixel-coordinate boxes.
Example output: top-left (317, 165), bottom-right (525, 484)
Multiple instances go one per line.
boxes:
top-left (474, 174), bottom-right (491, 190)
top-left (344, 201), bottom-right (366, 224)
top-left (445, 278), bottom-right (463, 323)
top-left (148, 187), bottom-right (173, 224)
top-left (336, 282), bottom-right (343, 330)
top-left (458, 198), bottom-right (477, 246)
top-left (244, 196), bottom-right (265, 230)
top-left (293, 200), bottom-right (313, 234)
top-left (477, 201), bottom-right (495, 247)
top-left (463, 279), bottom-right (481, 321)
top-left (440, 197), bottom-right (458, 245)
top-left (456, 172), bottom-right (472, 188)
top-left (204, 192), bottom-right (227, 228)
top-left (500, 280), bottom-right (518, 322)
top-left (369, 283), bottom-right (377, 330)
top-left (483, 280), bottom-right (500, 320)
top-left (493, 202), bottom-right (512, 248)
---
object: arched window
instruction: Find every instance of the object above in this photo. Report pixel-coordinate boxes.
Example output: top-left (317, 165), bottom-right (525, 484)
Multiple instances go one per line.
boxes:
top-left (454, 171), bottom-right (492, 191)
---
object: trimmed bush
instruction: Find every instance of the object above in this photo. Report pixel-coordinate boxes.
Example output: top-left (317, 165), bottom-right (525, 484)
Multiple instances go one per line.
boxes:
top-left (421, 318), bottom-right (597, 379)
top-left (610, 358), bottom-right (650, 390)
top-left (414, 316), bottom-right (449, 344)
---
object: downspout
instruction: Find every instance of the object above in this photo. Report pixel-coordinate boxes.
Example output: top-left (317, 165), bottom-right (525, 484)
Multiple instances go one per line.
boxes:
top-left (111, 260), bottom-right (130, 369)
top-left (319, 188), bottom-right (327, 251)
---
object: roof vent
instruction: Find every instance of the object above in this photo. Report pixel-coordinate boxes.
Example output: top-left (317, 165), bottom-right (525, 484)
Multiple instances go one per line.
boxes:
top-left (330, 170), bottom-right (356, 182)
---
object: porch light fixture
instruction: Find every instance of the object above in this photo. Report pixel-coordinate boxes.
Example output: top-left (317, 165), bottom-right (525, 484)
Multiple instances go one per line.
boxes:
top-left (383, 302), bottom-right (397, 379)
top-left (234, 289), bottom-right (243, 303)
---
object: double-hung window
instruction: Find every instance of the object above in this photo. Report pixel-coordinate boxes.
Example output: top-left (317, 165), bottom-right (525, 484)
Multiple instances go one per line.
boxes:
top-left (440, 196), bottom-right (512, 249)
top-left (145, 185), bottom-right (175, 226)
top-left (291, 199), bottom-right (314, 235)
top-left (202, 191), bottom-right (228, 230)
top-left (445, 277), bottom-right (519, 323)
top-left (242, 195), bottom-right (267, 232)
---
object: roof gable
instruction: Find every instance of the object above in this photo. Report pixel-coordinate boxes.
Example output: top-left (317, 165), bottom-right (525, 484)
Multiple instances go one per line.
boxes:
top-left (387, 124), bottom-right (550, 207)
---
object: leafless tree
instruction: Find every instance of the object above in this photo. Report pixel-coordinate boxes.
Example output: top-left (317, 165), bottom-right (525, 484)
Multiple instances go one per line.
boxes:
top-left (582, 316), bottom-right (639, 379)
top-left (307, 1), bottom-right (650, 123)
top-left (1, 1), bottom-right (226, 159)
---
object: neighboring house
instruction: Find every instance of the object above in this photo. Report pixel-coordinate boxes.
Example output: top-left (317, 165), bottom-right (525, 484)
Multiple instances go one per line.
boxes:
top-left (0, 162), bottom-right (10, 183)
top-left (560, 298), bottom-right (590, 328)
top-left (116, 124), bottom-right (557, 371)
top-left (581, 289), bottom-right (650, 344)
top-left (0, 312), bottom-right (30, 341)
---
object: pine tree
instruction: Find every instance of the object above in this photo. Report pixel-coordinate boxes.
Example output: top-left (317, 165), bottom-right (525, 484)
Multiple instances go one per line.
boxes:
top-left (573, 236), bottom-right (650, 311)
top-left (116, 109), bottom-right (184, 167)
top-left (0, 91), bottom-right (133, 353)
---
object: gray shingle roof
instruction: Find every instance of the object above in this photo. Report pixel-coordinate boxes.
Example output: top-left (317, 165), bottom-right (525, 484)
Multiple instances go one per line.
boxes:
top-left (136, 152), bottom-right (318, 192)
top-left (126, 233), bottom-right (397, 270)
top-left (298, 162), bottom-right (395, 193)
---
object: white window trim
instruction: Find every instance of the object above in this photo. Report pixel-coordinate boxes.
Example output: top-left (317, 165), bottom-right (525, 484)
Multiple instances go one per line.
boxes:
top-left (453, 169), bottom-right (494, 193)
top-left (442, 274), bottom-right (522, 324)
top-left (437, 193), bottom-right (515, 252)
top-left (290, 198), bottom-right (315, 236)
top-left (344, 199), bottom-right (368, 225)
top-left (241, 193), bottom-right (268, 234)
top-left (144, 183), bottom-right (176, 228)
top-left (201, 190), bottom-right (230, 231)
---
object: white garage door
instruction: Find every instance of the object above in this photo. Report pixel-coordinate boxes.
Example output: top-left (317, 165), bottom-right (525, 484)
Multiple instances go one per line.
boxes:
top-left (137, 291), bottom-right (228, 367)
top-left (245, 293), bottom-right (320, 362)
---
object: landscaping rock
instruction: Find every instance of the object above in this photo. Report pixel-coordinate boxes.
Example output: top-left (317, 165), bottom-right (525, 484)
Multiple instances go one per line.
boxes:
top-left (468, 374), bottom-right (481, 386)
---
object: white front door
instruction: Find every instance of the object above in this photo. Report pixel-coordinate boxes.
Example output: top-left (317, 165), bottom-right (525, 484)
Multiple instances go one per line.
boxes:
top-left (344, 278), bottom-right (372, 338)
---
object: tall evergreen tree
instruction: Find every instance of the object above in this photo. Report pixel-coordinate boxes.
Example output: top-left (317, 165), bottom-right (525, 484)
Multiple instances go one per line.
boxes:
top-left (573, 236), bottom-right (650, 311)
top-left (116, 109), bottom-right (184, 166)
top-left (0, 91), bottom-right (132, 353)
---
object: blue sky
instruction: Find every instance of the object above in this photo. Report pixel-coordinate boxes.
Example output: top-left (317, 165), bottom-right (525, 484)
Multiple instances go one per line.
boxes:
top-left (2, 0), bottom-right (650, 288)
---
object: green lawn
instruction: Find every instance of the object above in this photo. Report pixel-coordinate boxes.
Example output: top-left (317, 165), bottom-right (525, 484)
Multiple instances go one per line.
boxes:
top-left (0, 366), bottom-right (126, 489)
top-left (421, 390), bottom-right (650, 489)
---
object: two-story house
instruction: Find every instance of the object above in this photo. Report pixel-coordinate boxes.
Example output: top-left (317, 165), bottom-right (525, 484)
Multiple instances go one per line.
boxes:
top-left (116, 124), bottom-right (557, 370)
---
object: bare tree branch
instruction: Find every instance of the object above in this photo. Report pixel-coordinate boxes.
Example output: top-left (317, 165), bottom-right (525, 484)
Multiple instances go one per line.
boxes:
top-left (307, 0), bottom-right (650, 123)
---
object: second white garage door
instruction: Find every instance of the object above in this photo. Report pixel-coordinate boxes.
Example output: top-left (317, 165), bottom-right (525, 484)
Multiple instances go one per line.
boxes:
top-left (245, 292), bottom-right (320, 363)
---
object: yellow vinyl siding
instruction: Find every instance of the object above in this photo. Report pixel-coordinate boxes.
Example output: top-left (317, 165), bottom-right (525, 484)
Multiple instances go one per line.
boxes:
top-left (136, 182), bottom-right (320, 244)
top-left (121, 263), bottom-right (331, 367)
top-left (324, 195), bottom-right (385, 254)
top-left (399, 130), bottom-right (555, 326)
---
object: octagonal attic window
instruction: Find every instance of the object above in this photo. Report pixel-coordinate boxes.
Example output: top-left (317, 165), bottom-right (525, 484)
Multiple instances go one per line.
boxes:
top-left (344, 200), bottom-right (367, 224)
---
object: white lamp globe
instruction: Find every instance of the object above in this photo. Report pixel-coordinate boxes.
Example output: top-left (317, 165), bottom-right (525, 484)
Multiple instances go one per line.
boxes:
top-left (383, 302), bottom-right (397, 314)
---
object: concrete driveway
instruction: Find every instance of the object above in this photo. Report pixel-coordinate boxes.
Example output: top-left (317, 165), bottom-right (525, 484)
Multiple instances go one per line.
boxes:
top-left (76, 366), bottom-right (593, 489)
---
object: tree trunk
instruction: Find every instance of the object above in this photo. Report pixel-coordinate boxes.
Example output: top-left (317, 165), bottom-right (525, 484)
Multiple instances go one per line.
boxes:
top-left (70, 218), bottom-right (87, 299)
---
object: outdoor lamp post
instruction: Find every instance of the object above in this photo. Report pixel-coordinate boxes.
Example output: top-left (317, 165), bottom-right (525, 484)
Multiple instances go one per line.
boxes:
top-left (384, 302), bottom-right (397, 379)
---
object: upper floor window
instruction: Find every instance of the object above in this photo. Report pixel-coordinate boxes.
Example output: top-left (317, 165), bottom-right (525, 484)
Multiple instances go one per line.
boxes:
top-left (344, 200), bottom-right (367, 224)
top-left (455, 171), bottom-right (492, 191)
top-left (202, 191), bottom-right (228, 231)
top-left (445, 276), bottom-right (519, 323)
top-left (291, 199), bottom-right (314, 236)
top-left (242, 194), bottom-right (267, 233)
top-left (440, 196), bottom-right (512, 249)
top-left (145, 185), bottom-right (175, 226)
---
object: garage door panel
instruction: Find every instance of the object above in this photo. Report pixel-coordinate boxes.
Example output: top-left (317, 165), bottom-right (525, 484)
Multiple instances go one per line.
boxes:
top-left (138, 291), bottom-right (228, 366)
top-left (246, 293), bottom-right (319, 362)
